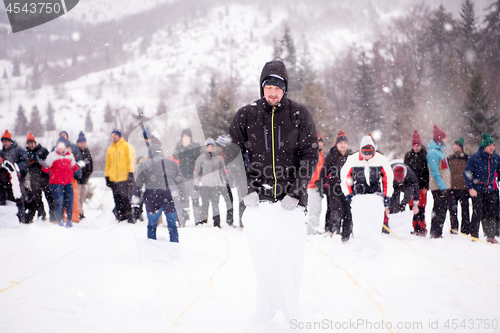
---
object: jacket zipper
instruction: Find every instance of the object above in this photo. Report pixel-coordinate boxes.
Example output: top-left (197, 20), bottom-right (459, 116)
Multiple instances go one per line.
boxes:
top-left (271, 106), bottom-right (277, 198)
top-left (486, 154), bottom-right (491, 192)
top-left (263, 126), bottom-right (268, 150)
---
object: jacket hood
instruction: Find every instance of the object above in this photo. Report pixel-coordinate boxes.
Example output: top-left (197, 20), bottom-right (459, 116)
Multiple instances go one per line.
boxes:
top-left (428, 139), bottom-right (445, 152)
top-left (260, 60), bottom-right (288, 99)
top-left (359, 135), bottom-right (376, 151)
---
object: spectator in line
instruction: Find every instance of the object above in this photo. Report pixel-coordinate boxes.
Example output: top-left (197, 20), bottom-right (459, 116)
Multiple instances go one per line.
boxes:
top-left (320, 130), bottom-right (353, 241)
top-left (447, 137), bottom-right (470, 235)
top-left (464, 133), bottom-right (500, 244)
top-left (0, 130), bottom-right (29, 223)
top-left (42, 139), bottom-right (83, 227)
top-left (404, 130), bottom-right (429, 237)
top-left (426, 125), bottom-right (451, 239)
top-left (25, 133), bottom-right (53, 222)
top-left (105, 129), bottom-right (135, 223)
top-left (76, 132), bottom-right (93, 220)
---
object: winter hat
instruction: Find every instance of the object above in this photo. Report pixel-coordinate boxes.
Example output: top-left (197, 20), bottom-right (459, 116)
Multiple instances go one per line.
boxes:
top-left (433, 125), bottom-right (446, 143)
top-left (77, 131), bottom-right (86, 143)
top-left (1, 130), bottom-right (12, 141)
top-left (215, 135), bottom-right (227, 147)
top-left (26, 133), bottom-right (36, 143)
top-left (57, 136), bottom-right (69, 147)
top-left (454, 137), bottom-right (464, 150)
top-left (59, 131), bottom-right (69, 140)
top-left (335, 130), bottom-right (348, 144)
top-left (261, 74), bottom-right (287, 92)
top-left (111, 129), bottom-right (122, 138)
top-left (393, 165), bottom-right (406, 183)
top-left (317, 132), bottom-right (323, 142)
top-left (360, 135), bottom-right (376, 156)
top-left (181, 128), bottom-right (192, 139)
top-left (411, 130), bottom-right (422, 146)
top-left (478, 133), bottom-right (495, 150)
top-left (205, 138), bottom-right (215, 147)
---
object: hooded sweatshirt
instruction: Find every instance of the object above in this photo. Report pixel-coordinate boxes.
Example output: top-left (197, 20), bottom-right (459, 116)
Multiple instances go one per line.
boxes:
top-left (340, 136), bottom-right (394, 202)
top-left (229, 60), bottom-right (318, 207)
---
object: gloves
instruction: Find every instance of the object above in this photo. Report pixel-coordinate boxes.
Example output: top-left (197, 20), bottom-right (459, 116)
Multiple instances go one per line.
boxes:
top-left (77, 160), bottom-right (86, 168)
top-left (243, 192), bottom-right (259, 207)
top-left (384, 196), bottom-right (391, 208)
top-left (281, 195), bottom-right (299, 210)
top-left (346, 194), bottom-right (353, 202)
top-left (105, 177), bottom-right (112, 187)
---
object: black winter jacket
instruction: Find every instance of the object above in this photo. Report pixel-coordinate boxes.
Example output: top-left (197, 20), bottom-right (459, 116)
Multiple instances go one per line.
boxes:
top-left (229, 60), bottom-right (318, 207)
top-left (320, 146), bottom-right (353, 197)
top-left (404, 147), bottom-right (429, 190)
top-left (1, 141), bottom-right (29, 179)
top-left (173, 141), bottom-right (201, 179)
top-left (26, 144), bottom-right (50, 189)
top-left (77, 147), bottom-right (93, 185)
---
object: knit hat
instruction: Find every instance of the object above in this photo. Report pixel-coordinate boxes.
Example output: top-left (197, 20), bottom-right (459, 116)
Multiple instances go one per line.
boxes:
top-left (57, 136), bottom-right (69, 147)
top-left (1, 130), bottom-right (12, 141)
top-left (360, 135), bottom-right (376, 156)
top-left (26, 133), bottom-right (36, 143)
top-left (454, 137), bottom-right (464, 150)
top-left (393, 165), bottom-right (406, 183)
top-left (336, 130), bottom-right (348, 144)
top-left (59, 131), bottom-right (69, 140)
top-left (411, 130), bottom-right (422, 146)
top-left (261, 74), bottom-right (287, 92)
top-left (111, 129), bottom-right (122, 138)
top-left (215, 135), bottom-right (226, 147)
top-left (77, 131), bottom-right (86, 143)
top-left (317, 132), bottom-right (324, 142)
top-left (205, 138), bottom-right (215, 147)
top-left (181, 128), bottom-right (192, 139)
top-left (478, 133), bottom-right (495, 150)
top-left (433, 125), bottom-right (446, 143)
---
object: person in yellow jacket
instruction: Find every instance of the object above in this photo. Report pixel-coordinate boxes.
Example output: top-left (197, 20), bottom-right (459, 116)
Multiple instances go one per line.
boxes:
top-left (105, 129), bottom-right (136, 223)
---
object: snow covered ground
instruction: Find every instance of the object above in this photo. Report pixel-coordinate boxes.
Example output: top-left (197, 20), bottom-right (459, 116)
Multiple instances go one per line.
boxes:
top-left (0, 178), bottom-right (499, 333)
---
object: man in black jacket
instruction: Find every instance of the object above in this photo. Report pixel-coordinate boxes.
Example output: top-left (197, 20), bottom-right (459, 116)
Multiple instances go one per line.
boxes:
top-left (1, 130), bottom-right (29, 222)
top-left (229, 60), bottom-right (318, 322)
top-left (320, 130), bottom-right (353, 241)
top-left (404, 130), bottom-right (430, 236)
top-left (76, 132), bottom-right (93, 220)
top-left (26, 133), bottom-right (54, 222)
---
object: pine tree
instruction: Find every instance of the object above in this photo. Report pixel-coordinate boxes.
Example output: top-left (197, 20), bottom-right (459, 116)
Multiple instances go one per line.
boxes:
top-left (483, 0), bottom-right (500, 70)
top-left (32, 64), bottom-right (41, 90)
top-left (29, 105), bottom-right (45, 137)
top-left (85, 111), bottom-right (93, 132)
top-left (456, 0), bottom-right (479, 74)
top-left (104, 102), bottom-right (113, 122)
top-left (273, 25), bottom-right (300, 95)
top-left (14, 105), bottom-right (29, 136)
top-left (45, 102), bottom-right (56, 131)
top-left (352, 52), bottom-right (381, 134)
top-left (12, 59), bottom-right (20, 77)
top-left (463, 69), bottom-right (497, 141)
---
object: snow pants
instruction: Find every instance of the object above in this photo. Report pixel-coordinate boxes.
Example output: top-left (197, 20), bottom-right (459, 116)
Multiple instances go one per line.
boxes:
top-left (325, 192), bottom-right (352, 239)
top-left (243, 202), bottom-right (306, 321)
top-left (449, 189), bottom-right (471, 234)
top-left (430, 190), bottom-right (452, 238)
top-left (306, 188), bottom-right (322, 233)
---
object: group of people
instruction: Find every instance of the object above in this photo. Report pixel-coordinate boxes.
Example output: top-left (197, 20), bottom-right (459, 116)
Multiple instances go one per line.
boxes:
top-left (305, 124), bottom-right (500, 245)
top-left (0, 130), bottom-right (93, 227)
top-left (2, 59), bottom-right (500, 324)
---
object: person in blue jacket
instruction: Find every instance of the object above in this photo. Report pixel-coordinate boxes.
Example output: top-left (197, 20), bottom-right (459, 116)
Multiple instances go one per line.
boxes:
top-left (426, 125), bottom-right (452, 239)
top-left (463, 133), bottom-right (500, 243)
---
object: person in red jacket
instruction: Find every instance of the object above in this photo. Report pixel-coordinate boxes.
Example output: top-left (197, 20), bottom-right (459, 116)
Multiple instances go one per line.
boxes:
top-left (306, 133), bottom-right (324, 234)
top-left (42, 139), bottom-right (83, 227)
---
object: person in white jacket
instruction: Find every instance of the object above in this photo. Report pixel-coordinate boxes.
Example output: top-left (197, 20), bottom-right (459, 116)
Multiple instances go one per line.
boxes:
top-left (340, 135), bottom-right (393, 252)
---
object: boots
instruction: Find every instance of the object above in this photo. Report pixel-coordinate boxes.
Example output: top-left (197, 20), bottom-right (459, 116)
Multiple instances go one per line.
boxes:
top-left (213, 215), bottom-right (221, 228)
